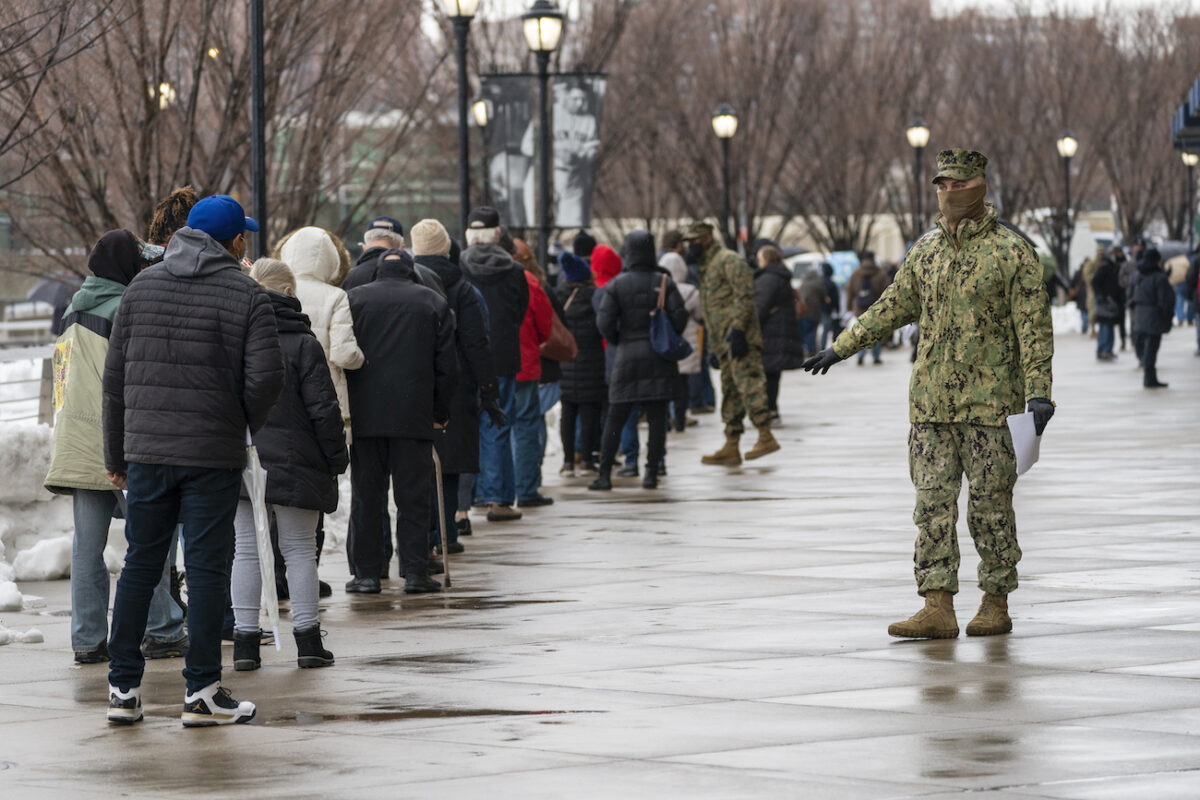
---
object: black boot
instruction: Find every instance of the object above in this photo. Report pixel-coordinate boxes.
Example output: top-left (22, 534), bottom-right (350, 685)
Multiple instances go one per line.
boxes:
top-left (588, 468), bottom-right (612, 491)
top-left (233, 630), bottom-right (261, 672)
top-left (642, 473), bottom-right (658, 489)
top-left (294, 626), bottom-right (334, 668)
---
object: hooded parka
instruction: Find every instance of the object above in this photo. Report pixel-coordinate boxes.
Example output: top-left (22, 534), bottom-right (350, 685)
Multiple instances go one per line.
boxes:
top-left (754, 262), bottom-right (806, 372)
top-left (460, 243), bottom-right (529, 378)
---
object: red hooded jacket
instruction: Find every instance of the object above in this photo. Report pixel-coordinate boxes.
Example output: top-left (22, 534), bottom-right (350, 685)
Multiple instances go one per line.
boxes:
top-left (517, 270), bottom-right (552, 381)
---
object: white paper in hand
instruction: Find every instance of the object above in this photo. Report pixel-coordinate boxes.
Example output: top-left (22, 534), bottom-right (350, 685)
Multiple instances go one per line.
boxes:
top-left (1006, 411), bottom-right (1041, 477)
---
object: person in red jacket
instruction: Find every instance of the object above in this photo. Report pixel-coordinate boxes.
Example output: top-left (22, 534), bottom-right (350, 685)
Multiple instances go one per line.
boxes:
top-left (512, 239), bottom-right (553, 506)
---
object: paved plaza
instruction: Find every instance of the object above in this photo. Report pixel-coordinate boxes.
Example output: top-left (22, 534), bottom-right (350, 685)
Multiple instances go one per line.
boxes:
top-left (1, 327), bottom-right (1198, 798)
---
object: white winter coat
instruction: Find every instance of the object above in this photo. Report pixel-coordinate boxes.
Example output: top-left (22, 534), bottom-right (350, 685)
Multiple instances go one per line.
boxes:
top-left (660, 252), bottom-right (703, 375)
top-left (280, 227), bottom-right (364, 417)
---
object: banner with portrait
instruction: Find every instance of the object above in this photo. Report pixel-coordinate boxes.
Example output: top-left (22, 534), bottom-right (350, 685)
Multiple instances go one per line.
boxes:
top-left (550, 74), bottom-right (605, 229)
top-left (478, 75), bottom-right (535, 228)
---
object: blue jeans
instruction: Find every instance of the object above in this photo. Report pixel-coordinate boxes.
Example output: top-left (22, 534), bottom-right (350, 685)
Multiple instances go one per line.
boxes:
top-left (857, 343), bottom-right (883, 363)
top-left (511, 380), bottom-right (543, 501)
top-left (1096, 322), bottom-right (1115, 356)
top-left (71, 489), bottom-right (183, 651)
top-left (799, 318), bottom-right (817, 355)
top-left (476, 375), bottom-right (516, 505)
top-left (1174, 283), bottom-right (1194, 324)
top-left (1079, 309), bottom-right (1088, 333)
top-left (109, 463), bottom-right (241, 693)
top-left (621, 403), bottom-right (640, 466)
top-left (536, 381), bottom-right (561, 474)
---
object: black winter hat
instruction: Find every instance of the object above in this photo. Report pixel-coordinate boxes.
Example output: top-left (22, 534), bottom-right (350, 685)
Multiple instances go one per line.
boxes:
top-left (573, 230), bottom-right (597, 258)
top-left (1141, 248), bottom-right (1161, 270)
top-left (467, 206), bottom-right (500, 229)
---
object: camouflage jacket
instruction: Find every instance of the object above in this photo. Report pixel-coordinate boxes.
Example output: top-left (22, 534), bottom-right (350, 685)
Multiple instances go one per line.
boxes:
top-left (833, 205), bottom-right (1053, 426)
top-left (697, 242), bottom-right (762, 349)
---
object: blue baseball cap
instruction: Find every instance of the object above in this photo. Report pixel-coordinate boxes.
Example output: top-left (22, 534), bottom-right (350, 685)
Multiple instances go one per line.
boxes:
top-left (187, 195), bottom-right (260, 242)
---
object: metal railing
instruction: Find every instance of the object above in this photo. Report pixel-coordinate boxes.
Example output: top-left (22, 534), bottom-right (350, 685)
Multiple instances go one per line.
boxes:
top-left (0, 345), bottom-right (54, 424)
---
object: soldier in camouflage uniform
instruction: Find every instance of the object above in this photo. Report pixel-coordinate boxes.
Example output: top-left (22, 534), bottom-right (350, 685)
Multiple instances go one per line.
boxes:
top-left (682, 222), bottom-right (780, 465)
top-left (803, 149), bottom-right (1055, 639)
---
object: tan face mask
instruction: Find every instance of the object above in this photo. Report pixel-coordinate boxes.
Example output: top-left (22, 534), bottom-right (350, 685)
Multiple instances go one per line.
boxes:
top-left (937, 182), bottom-right (988, 230)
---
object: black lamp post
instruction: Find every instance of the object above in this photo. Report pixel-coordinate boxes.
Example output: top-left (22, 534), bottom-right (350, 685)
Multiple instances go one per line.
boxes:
top-left (1056, 131), bottom-right (1078, 274)
top-left (472, 96), bottom-right (491, 205)
top-left (1183, 151), bottom-right (1198, 250)
top-left (522, 0), bottom-right (565, 273)
top-left (249, 0), bottom-right (266, 258)
top-left (711, 103), bottom-right (738, 249)
top-left (441, 0), bottom-right (480, 238)
top-left (906, 117), bottom-right (930, 235)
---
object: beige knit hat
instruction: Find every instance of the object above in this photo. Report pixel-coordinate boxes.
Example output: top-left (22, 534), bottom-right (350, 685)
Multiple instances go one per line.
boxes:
top-left (409, 219), bottom-right (452, 257)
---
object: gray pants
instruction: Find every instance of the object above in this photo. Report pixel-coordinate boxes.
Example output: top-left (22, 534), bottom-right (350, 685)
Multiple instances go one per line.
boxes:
top-left (232, 501), bottom-right (320, 634)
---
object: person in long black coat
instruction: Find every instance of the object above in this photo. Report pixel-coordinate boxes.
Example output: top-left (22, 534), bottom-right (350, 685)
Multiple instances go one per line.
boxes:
top-left (1129, 248), bottom-right (1175, 388)
top-left (1091, 252), bottom-right (1124, 360)
top-left (232, 260), bottom-right (348, 669)
top-left (345, 250), bottom-right (457, 595)
top-left (753, 246), bottom-right (806, 421)
top-left (410, 219), bottom-right (500, 556)
top-left (553, 252), bottom-right (607, 474)
top-left (588, 230), bottom-right (687, 491)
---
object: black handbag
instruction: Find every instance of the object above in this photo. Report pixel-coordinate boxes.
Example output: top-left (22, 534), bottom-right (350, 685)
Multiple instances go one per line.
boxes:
top-left (649, 275), bottom-right (692, 362)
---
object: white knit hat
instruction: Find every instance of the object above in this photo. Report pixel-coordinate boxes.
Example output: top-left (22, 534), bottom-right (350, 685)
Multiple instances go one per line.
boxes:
top-left (409, 219), bottom-right (452, 257)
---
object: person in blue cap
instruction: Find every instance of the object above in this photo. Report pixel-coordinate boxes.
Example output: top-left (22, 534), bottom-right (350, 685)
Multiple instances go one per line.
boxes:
top-left (102, 194), bottom-right (285, 728)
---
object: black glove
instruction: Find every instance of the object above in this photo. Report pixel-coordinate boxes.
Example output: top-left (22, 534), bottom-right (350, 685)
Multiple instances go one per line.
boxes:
top-left (483, 399), bottom-right (507, 429)
top-left (1027, 398), bottom-right (1054, 436)
top-left (709, 352), bottom-right (721, 370)
top-left (801, 347), bottom-right (843, 375)
top-left (725, 328), bottom-right (749, 360)
top-left (479, 380), bottom-right (499, 405)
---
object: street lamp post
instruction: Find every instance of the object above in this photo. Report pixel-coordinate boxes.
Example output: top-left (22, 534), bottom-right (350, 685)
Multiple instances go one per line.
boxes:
top-left (711, 103), bottom-right (738, 249)
top-left (1056, 131), bottom-right (1078, 276)
top-left (249, 0), bottom-right (267, 258)
top-left (1182, 151), bottom-right (1198, 250)
top-left (905, 117), bottom-right (930, 235)
top-left (522, 0), bottom-right (565, 274)
top-left (472, 96), bottom-right (491, 205)
top-left (441, 0), bottom-right (480, 239)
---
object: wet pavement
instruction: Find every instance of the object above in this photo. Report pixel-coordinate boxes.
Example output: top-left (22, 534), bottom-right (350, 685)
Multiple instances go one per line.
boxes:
top-left (2, 327), bottom-right (1199, 798)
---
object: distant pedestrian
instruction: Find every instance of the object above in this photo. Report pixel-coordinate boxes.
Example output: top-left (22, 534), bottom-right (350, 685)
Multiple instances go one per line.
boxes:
top-left (103, 195), bottom-right (283, 726)
top-left (844, 253), bottom-right (892, 365)
top-left (1129, 248), bottom-right (1174, 389)
top-left (659, 239), bottom-right (703, 432)
top-left (511, 238), bottom-right (554, 508)
top-left (232, 259), bottom-right (347, 670)
top-left (554, 251), bottom-right (606, 473)
top-left (589, 230), bottom-right (687, 491)
top-left (344, 250), bottom-right (456, 595)
top-left (1091, 249), bottom-right (1124, 361)
top-left (753, 245), bottom-right (805, 424)
top-left (45, 231), bottom-right (187, 666)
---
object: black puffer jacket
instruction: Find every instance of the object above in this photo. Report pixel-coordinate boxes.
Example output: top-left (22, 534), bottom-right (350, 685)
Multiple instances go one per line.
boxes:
top-left (754, 263), bottom-right (806, 372)
top-left (346, 256), bottom-right (457, 440)
top-left (1129, 255), bottom-right (1175, 335)
top-left (343, 246), bottom-right (446, 297)
top-left (1091, 257), bottom-right (1125, 324)
top-left (102, 227), bottom-right (284, 471)
top-left (595, 231), bottom-right (688, 404)
top-left (244, 292), bottom-right (348, 512)
top-left (417, 253), bottom-right (494, 474)
top-left (552, 281), bottom-right (606, 402)
top-left (460, 243), bottom-right (529, 377)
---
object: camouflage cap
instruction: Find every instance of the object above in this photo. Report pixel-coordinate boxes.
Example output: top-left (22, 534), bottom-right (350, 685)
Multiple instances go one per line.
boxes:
top-left (932, 148), bottom-right (988, 183)
top-left (681, 221), bottom-right (714, 240)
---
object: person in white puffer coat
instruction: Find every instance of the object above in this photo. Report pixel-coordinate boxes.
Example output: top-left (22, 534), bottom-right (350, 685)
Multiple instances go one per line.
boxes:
top-left (279, 226), bottom-right (363, 419)
top-left (659, 242), bottom-right (703, 431)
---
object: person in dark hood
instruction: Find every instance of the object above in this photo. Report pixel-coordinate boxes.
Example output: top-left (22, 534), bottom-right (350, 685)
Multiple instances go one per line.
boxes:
top-left (459, 206), bottom-right (530, 522)
top-left (230, 259), bottom-right (347, 671)
top-left (45, 230), bottom-right (187, 667)
top-left (102, 195), bottom-right (284, 728)
top-left (1129, 248), bottom-right (1174, 388)
top-left (588, 230), bottom-right (688, 491)
top-left (1091, 248), bottom-right (1125, 361)
top-left (409, 219), bottom-right (501, 560)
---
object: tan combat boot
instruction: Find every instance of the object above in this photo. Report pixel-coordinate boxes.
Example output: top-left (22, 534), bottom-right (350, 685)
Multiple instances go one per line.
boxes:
top-left (887, 590), bottom-right (959, 639)
top-left (744, 424), bottom-right (781, 460)
top-left (965, 593), bottom-right (1012, 636)
top-left (701, 435), bottom-right (742, 466)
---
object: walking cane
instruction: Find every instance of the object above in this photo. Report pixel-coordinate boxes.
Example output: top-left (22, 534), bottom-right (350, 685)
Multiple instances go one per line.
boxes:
top-left (432, 444), bottom-right (451, 589)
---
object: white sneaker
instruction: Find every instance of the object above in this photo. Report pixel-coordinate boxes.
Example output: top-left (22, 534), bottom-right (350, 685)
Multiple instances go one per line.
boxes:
top-left (107, 684), bottom-right (143, 725)
top-left (181, 681), bottom-right (256, 727)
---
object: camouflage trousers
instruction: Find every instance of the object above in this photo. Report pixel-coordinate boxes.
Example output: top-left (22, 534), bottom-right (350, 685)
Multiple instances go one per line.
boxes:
top-left (908, 422), bottom-right (1020, 596)
top-left (718, 346), bottom-right (771, 436)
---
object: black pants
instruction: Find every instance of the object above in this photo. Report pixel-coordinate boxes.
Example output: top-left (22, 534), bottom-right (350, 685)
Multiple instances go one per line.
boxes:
top-left (672, 375), bottom-right (689, 431)
top-left (599, 400), bottom-right (667, 473)
top-left (1135, 332), bottom-right (1162, 385)
top-left (560, 399), bottom-right (601, 465)
top-left (349, 436), bottom-right (431, 580)
top-left (765, 370), bottom-right (782, 413)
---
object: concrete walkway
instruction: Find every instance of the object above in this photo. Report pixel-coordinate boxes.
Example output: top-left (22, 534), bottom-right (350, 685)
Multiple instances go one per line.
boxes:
top-left (1, 326), bottom-right (1198, 799)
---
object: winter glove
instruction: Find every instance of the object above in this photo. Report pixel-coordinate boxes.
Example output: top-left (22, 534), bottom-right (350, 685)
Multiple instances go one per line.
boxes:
top-left (483, 398), bottom-right (507, 429)
top-left (708, 352), bottom-right (721, 370)
top-left (802, 347), bottom-right (843, 375)
top-left (1027, 398), bottom-right (1054, 436)
top-left (725, 328), bottom-right (749, 360)
top-left (479, 380), bottom-right (499, 406)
